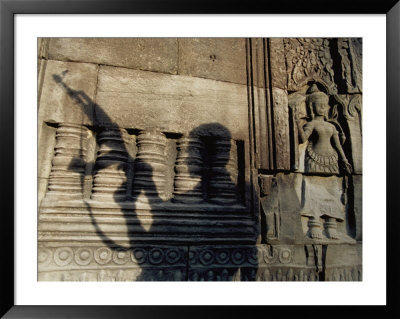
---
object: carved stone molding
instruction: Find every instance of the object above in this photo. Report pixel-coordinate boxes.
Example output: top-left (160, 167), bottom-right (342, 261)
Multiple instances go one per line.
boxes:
top-left (91, 128), bottom-right (130, 201)
top-left (44, 123), bottom-right (88, 201)
top-left (132, 130), bottom-right (168, 201)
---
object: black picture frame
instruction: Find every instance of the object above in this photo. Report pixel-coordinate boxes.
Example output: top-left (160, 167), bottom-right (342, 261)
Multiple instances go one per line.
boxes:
top-left (1, 0), bottom-right (399, 318)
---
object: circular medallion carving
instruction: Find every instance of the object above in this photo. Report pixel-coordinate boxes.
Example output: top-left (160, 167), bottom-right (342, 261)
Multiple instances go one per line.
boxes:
top-left (149, 248), bottom-right (164, 265)
top-left (74, 248), bottom-right (93, 266)
top-left (247, 247), bottom-right (259, 265)
top-left (278, 248), bottom-right (292, 264)
top-left (199, 249), bottom-right (215, 265)
top-left (94, 247), bottom-right (112, 265)
top-left (263, 247), bottom-right (278, 264)
top-left (231, 249), bottom-right (245, 265)
top-left (188, 251), bottom-right (196, 264)
top-left (215, 250), bottom-right (230, 264)
top-left (131, 248), bottom-right (147, 264)
top-left (38, 248), bottom-right (52, 266)
top-left (113, 248), bottom-right (130, 265)
top-left (165, 248), bottom-right (180, 264)
top-left (54, 247), bottom-right (73, 266)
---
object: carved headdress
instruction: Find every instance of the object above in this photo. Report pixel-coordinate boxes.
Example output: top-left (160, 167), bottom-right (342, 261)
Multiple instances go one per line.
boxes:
top-left (306, 83), bottom-right (346, 144)
top-left (306, 83), bottom-right (329, 104)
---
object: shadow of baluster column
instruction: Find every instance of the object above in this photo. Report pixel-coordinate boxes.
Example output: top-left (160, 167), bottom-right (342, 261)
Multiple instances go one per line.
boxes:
top-left (173, 135), bottom-right (204, 204)
top-left (208, 138), bottom-right (238, 205)
top-left (132, 130), bottom-right (167, 203)
top-left (91, 128), bottom-right (129, 202)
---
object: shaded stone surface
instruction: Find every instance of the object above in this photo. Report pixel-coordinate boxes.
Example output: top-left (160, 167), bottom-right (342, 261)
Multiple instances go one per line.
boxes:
top-left (38, 60), bottom-right (98, 126)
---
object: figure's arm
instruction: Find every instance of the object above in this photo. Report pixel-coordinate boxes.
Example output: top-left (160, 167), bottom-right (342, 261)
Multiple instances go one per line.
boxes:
top-left (332, 128), bottom-right (352, 174)
top-left (296, 120), bottom-right (313, 144)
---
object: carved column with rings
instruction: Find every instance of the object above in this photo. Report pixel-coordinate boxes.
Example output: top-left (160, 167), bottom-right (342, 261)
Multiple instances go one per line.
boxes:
top-left (45, 123), bottom-right (88, 201)
top-left (91, 128), bottom-right (129, 202)
top-left (132, 130), bottom-right (167, 201)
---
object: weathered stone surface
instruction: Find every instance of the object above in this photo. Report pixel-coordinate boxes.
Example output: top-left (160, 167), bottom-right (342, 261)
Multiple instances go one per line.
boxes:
top-left (38, 177), bottom-right (49, 209)
top-left (95, 65), bottom-right (249, 140)
top-left (272, 87), bottom-right (291, 170)
top-left (37, 38), bottom-right (362, 282)
top-left (38, 123), bottom-right (57, 179)
top-left (284, 38), bottom-right (336, 93)
top-left (337, 38), bottom-right (362, 93)
top-left (324, 243), bottom-right (362, 281)
top-left (259, 174), bottom-right (274, 196)
top-left (269, 38), bottom-right (287, 89)
top-left (275, 173), bottom-right (304, 244)
top-left (37, 38), bottom-right (49, 59)
top-left (38, 60), bottom-right (98, 127)
top-left (345, 94), bottom-right (363, 174)
top-left (178, 38), bottom-right (247, 84)
top-left (352, 175), bottom-right (362, 241)
top-left (47, 38), bottom-right (178, 75)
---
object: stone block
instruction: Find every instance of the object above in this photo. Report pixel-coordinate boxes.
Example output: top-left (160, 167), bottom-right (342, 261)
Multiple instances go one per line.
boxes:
top-left (38, 60), bottom-right (98, 126)
top-left (324, 243), bottom-right (362, 281)
top-left (272, 87), bottom-right (291, 170)
top-left (47, 38), bottom-right (178, 75)
top-left (352, 175), bottom-right (362, 241)
top-left (95, 65), bottom-right (249, 140)
top-left (275, 173), bottom-right (304, 243)
top-left (268, 38), bottom-right (287, 89)
top-left (259, 175), bottom-right (274, 196)
top-left (178, 38), bottom-right (247, 84)
top-left (346, 95), bottom-right (363, 174)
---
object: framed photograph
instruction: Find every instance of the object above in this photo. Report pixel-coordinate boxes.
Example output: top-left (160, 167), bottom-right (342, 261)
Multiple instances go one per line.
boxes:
top-left (1, 0), bottom-right (399, 318)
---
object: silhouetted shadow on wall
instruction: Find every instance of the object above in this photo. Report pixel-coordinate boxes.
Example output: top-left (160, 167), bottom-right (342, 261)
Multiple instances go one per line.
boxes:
top-left (51, 72), bottom-right (259, 281)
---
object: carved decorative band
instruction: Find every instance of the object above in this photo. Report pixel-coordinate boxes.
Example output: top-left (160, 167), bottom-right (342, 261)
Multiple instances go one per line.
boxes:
top-left (38, 245), bottom-right (186, 270)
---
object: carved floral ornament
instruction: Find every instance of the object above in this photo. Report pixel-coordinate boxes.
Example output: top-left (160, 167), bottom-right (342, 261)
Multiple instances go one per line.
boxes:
top-left (284, 38), bottom-right (336, 93)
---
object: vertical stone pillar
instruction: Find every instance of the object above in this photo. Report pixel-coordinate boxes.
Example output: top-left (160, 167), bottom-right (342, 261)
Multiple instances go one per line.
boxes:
top-left (132, 130), bottom-right (167, 201)
top-left (45, 123), bottom-right (88, 201)
top-left (173, 136), bottom-right (204, 203)
top-left (91, 128), bottom-right (129, 202)
top-left (208, 138), bottom-right (238, 205)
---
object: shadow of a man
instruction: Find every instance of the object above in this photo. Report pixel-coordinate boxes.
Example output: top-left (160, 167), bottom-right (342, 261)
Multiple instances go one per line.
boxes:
top-left (52, 72), bottom-right (258, 281)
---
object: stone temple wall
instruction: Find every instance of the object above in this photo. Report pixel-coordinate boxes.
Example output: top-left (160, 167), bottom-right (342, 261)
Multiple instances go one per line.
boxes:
top-left (37, 38), bottom-right (362, 281)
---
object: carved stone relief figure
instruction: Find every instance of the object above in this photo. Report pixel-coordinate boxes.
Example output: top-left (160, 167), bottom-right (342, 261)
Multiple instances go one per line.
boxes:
top-left (294, 83), bottom-right (352, 240)
top-left (296, 84), bottom-right (352, 175)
